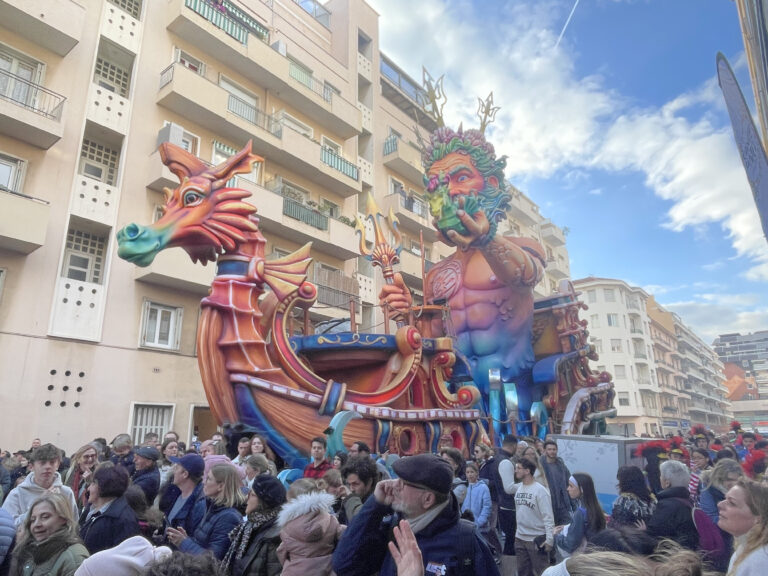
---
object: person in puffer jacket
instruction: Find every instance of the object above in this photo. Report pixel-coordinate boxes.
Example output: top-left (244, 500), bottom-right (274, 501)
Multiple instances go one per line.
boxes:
top-left (277, 479), bottom-right (345, 576)
top-left (0, 507), bottom-right (15, 573)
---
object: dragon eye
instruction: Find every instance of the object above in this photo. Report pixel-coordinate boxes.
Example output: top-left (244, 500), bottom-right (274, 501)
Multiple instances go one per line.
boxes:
top-left (182, 189), bottom-right (204, 206)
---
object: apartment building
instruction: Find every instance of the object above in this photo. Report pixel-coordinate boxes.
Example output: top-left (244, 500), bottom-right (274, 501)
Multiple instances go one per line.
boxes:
top-left (0, 0), bottom-right (570, 452)
top-left (646, 296), bottom-right (692, 436)
top-left (572, 278), bottom-right (660, 436)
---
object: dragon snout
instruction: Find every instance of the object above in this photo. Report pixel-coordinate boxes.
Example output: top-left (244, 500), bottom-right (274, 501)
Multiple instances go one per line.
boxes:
top-left (117, 223), bottom-right (167, 267)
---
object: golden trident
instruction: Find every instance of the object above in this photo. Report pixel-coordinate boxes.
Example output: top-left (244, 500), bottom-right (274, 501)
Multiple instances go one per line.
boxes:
top-left (355, 193), bottom-right (405, 327)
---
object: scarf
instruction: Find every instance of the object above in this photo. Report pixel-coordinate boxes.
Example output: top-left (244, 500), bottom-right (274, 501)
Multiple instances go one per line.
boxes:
top-left (14, 528), bottom-right (81, 567)
top-left (407, 500), bottom-right (449, 535)
top-left (221, 508), bottom-right (280, 571)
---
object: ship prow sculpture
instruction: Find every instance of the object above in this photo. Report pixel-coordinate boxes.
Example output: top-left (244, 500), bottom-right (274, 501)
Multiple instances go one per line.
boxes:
top-left (118, 106), bottom-right (615, 467)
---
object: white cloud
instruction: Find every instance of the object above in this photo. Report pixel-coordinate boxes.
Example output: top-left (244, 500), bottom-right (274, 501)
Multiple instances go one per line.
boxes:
top-left (664, 299), bottom-right (768, 343)
top-left (587, 188), bottom-right (603, 196)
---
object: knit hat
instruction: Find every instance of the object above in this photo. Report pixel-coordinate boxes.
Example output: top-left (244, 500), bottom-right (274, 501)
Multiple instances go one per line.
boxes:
top-left (169, 454), bottom-right (205, 478)
top-left (392, 453), bottom-right (454, 494)
top-left (251, 475), bottom-right (287, 508)
top-left (74, 536), bottom-right (171, 576)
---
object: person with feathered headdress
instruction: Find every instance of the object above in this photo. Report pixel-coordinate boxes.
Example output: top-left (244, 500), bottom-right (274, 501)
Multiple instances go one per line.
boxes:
top-left (634, 440), bottom-right (669, 495)
top-left (743, 450), bottom-right (767, 482)
top-left (667, 436), bottom-right (690, 465)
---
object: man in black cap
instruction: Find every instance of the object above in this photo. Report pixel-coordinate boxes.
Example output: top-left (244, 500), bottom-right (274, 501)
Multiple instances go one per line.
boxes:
top-left (332, 453), bottom-right (499, 576)
top-left (132, 446), bottom-right (161, 503)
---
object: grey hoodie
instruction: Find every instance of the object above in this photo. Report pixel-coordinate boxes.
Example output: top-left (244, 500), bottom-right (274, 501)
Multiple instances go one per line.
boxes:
top-left (1, 471), bottom-right (77, 526)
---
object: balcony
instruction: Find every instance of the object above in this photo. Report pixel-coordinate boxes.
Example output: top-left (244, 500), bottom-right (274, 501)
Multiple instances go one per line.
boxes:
top-left (380, 54), bottom-right (438, 132)
top-left (634, 351), bottom-right (649, 364)
top-left (259, 180), bottom-right (359, 259)
top-left (383, 135), bottom-right (424, 185)
top-left (134, 248), bottom-right (216, 295)
top-left (398, 248), bottom-right (434, 288)
top-left (167, 0), bottom-right (361, 138)
top-left (0, 70), bottom-right (65, 149)
top-left (357, 52), bottom-right (372, 82)
top-left (382, 193), bottom-right (437, 242)
top-left (630, 327), bottom-right (644, 335)
top-left (508, 190), bottom-right (540, 226)
top-left (156, 63), bottom-right (360, 197)
top-left (0, 189), bottom-right (50, 253)
top-left (0, 0), bottom-right (85, 56)
top-left (546, 258), bottom-right (569, 280)
top-left (540, 220), bottom-right (565, 246)
top-left (313, 268), bottom-right (359, 310)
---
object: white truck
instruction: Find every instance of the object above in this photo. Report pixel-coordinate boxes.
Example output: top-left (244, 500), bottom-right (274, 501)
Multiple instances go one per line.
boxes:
top-left (550, 434), bottom-right (648, 514)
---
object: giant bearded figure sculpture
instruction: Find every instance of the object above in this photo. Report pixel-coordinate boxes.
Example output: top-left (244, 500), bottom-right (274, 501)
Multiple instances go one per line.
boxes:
top-left (382, 127), bottom-right (547, 437)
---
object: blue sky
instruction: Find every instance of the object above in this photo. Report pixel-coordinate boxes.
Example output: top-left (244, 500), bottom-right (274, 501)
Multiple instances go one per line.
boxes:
top-left (367, 0), bottom-right (768, 343)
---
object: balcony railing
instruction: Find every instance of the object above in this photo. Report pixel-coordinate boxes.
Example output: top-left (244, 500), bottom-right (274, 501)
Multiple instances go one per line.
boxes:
top-left (185, 0), bottom-right (249, 44)
top-left (397, 193), bottom-right (430, 220)
top-left (380, 56), bottom-right (429, 109)
top-left (293, 0), bottom-right (330, 27)
top-left (283, 196), bottom-right (328, 230)
top-left (313, 268), bottom-right (359, 309)
top-left (0, 69), bottom-right (66, 120)
top-left (221, 0), bottom-right (269, 41)
top-left (630, 327), bottom-right (643, 335)
top-left (321, 147), bottom-right (358, 180)
top-left (634, 351), bottom-right (648, 359)
top-left (227, 94), bottom-right (282, 136)
top-left (289, 62), bottom-right (332, 102)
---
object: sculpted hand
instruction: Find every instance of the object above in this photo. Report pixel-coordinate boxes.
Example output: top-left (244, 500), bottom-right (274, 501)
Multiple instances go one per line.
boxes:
top-left (388, 520), bottom-right (424, 576)
top-left (443, 197), bottom-right (490, 250)
top-left (374, 479), bottom-right (399, 506)
top-left (379, 273), bottom-right (412, 315)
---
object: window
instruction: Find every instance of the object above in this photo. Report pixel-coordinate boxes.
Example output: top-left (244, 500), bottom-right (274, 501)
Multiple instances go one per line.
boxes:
top-left (175, 48), bottom-right (204, 75)
top-left (604, 288), bottom-right (615, 302)
top-left (321, 136), bottom-right (342, 156)
top-left (587, 289), bottom-right (596, 304)
top-left (94, 57), bottom-right (131, 97)
top-left (0, 152), bottom-right (25, 193)
top-left (611, 339), bottom-right (623, 353)
top-left (163, 122), bottom-right (199, 156)
top-left (277, 178), bottom-right (308, 203)
top-left (323, 81), bottom-right (340, 101)
top-left (618, 392), bottom-right (630, 407)
top-left (280, 111), bottom-right (313, 138)
top-left (319, 198), bottom-right (340, 218)
top-left (390, 177), bottom-right (404, 197)
top-left (591, 338), bottom-right (602, 354)
top-left (153, 204), bottom-right (165, 223)
top-left (607, 313), bottom-right (619, 327)
top-left (0, 46), bottom-right (42, 108)
top-left (63, 227), bottom-right (107, 284)
top-left (80, 138), bottom-right (119, 185)
top-left (590, 314), bottom-right (600, 329)
top-left (388, 127), bottom-right (402, 140)
top-left (130, 403), bottom-right (174, 447)
top-left (614, 365), bottom-right (626, 379)
top-left (597, 365), bottom-right (606, 373)
top-left (220, 76), bottom-right (258, 124)
top-left (140, 300), bottom-right (183, 350)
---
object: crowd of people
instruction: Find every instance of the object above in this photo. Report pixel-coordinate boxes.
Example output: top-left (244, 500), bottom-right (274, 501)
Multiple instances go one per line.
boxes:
top-left (0, 422), bottom-right (766, 576)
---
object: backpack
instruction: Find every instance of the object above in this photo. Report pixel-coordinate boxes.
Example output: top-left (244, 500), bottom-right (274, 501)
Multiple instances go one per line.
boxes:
top-left (692, 507), bottom-right (726, 565)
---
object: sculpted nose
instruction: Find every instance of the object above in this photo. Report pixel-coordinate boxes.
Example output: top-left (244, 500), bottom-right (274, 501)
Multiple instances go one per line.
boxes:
top-left (121, 223), bottom-right (142, 240)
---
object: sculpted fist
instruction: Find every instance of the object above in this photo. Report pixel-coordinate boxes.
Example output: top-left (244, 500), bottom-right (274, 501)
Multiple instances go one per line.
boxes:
top-left (379, 273), bottom-right (412, 316)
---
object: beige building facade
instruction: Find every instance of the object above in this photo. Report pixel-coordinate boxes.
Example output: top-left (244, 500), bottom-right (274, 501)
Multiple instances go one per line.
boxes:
top-left (0, 0), bottom-right (569, 454)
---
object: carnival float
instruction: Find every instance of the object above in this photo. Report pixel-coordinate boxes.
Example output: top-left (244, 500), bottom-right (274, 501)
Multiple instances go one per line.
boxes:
top-left (117, 90), bottom-right (616, 467)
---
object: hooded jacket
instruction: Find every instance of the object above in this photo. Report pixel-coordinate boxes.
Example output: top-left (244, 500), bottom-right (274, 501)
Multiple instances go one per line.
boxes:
top-left (277, 492), bottom-right (345, 576)
top-left (1, 473), bottom-right (77, 527)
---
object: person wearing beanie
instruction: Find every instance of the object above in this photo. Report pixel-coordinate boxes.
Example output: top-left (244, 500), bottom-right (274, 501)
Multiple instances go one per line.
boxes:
top-left (332, 453), bottom-right (499, 576)
top-left (74, 535), bottom-right (171, 576)
top-left (222, 475), bottom-right (286, 576)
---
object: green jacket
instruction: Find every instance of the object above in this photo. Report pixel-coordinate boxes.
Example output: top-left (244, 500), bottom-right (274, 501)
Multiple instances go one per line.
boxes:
top-left (18, 542), bottom-right (89, 576)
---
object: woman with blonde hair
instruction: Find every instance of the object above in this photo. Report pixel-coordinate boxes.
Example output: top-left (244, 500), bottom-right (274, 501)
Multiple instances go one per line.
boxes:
top-left (64, 444), bottom-right (99, 512)
top-left (718, 479), bottom-right (768, 575)
top-left (166, 464), bottom-right (244, 560)
top-left (10, 493), bottom-right (89, 575)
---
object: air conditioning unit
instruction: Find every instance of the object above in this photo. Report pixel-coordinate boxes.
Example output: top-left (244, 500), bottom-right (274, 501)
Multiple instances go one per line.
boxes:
top-left (271, 40), bottom-right (287, 56)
